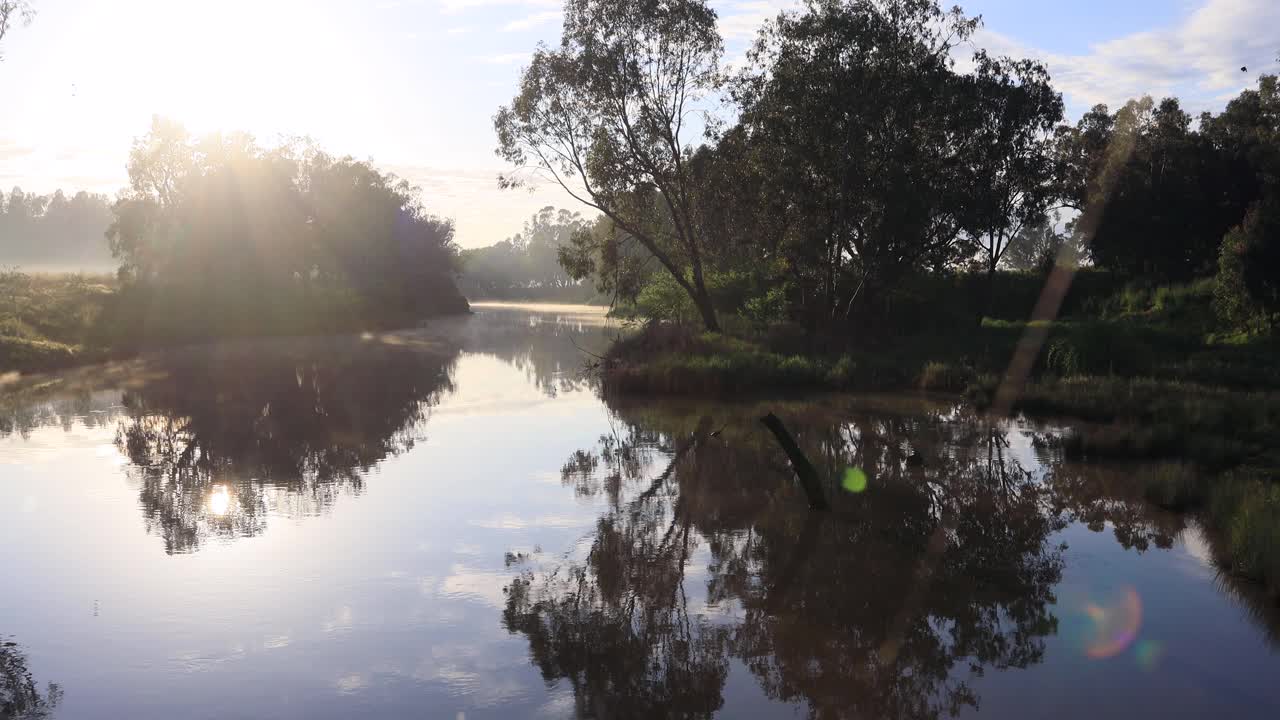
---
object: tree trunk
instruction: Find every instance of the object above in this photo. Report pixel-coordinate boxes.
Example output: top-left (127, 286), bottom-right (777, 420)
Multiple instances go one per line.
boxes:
top-left (692, 286), bottom-right (720, 333)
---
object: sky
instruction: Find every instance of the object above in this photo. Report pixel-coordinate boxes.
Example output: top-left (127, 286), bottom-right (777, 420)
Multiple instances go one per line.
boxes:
top-left (1, 0), bottom-right (1277, 248)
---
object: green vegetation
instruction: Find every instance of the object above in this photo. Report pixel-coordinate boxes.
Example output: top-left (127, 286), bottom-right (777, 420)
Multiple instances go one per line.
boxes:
top-left (1, 118), bottom-right (470, 374)
top-left (488, 0), bottom-right (1280, 596)
top-left (0, 271), bottom-right (116, 372)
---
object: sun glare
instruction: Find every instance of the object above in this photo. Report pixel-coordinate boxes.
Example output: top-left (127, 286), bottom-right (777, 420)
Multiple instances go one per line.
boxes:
top-left (207, 485), bottom-right (232, 517)
top-left (90, 0), bottom-right (366, 141)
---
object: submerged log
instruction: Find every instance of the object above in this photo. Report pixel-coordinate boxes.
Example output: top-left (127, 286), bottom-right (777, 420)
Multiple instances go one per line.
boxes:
top-left (760, 412), bottom-right (831, 511)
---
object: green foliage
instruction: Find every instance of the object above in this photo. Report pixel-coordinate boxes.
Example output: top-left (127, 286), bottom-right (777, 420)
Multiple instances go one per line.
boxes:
top-left (105, 117), bottom-right (466, 344)
top-left (917, 361), bottom-right (976, 392)
top-left (1215, 196), bottom-right (1280, 334)
top-left (1208, 472), bottom-right (1280, 595)
top-left (635, 272), bottom-right (697, 324)
top-left (495, 0), bottom-right (726, 330)
top-left (0, 271), bottom-right (116, 371)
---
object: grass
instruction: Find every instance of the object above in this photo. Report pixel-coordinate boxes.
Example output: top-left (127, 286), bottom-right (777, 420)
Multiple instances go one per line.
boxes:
top-left (0, 271), bottom-right (116, 373)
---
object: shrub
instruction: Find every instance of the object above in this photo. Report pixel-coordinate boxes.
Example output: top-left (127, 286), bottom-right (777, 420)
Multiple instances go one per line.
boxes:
top-left (1215, 198), bottom-right (1280, 334)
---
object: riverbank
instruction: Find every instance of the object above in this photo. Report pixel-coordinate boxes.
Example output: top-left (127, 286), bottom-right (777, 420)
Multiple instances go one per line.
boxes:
top-left (599, 316), bottom-right (1280, 601)
top-left (0, 271), bottom-right (473, 376)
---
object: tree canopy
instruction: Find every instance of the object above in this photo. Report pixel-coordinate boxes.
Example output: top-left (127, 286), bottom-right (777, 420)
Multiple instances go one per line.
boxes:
top-left (107, 117), bottom-right (467, 342)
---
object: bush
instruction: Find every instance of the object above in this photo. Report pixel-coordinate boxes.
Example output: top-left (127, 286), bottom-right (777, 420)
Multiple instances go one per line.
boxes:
top-left (1215, 198), bottom-right (1280, 334)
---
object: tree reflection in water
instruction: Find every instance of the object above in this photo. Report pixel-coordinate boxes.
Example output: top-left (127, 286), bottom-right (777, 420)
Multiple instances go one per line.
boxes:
top-left (504, 399), bottom-right (1068, 719)
top-left (0, 636), bottom-right (61, 720)
top-left (114, 336), bottom-right (458, 553)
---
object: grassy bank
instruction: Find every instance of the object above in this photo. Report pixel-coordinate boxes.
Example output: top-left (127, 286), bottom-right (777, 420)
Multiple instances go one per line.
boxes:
top-left (0, 271), bottom-right (116, 373)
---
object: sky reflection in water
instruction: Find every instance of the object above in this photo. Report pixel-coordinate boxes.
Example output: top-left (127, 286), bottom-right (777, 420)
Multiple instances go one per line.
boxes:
top-left (1, 304), bottom-right (1278, 719)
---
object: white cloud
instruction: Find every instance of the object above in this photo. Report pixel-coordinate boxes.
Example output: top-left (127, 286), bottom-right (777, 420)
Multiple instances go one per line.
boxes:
top-left (716, 0), bottom-right (797, 41)
top-left (974, 0), bottom-right (1280, 115)
top-left (437, 0), bottom-right (559, 14)
top-left (475, 52), bottom-right (531, 65)
top-left (501, 10), bottom-right (561, 32)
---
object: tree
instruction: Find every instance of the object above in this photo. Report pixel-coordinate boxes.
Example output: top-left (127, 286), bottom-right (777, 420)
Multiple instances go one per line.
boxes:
top-left (494, 0), bottom-right (726, 331)
top-left (732, 0), bottom-right (983, 327)
top-left (1054, 96), bottom-right (1234, 280)
top-left (460, 207), bottom-right (593, 299)
top-left (1215, 196), bottom-right (1280, 332)
top-left (0, 0), bottom-right (34, 59)
top-left (1002, 212), bottom-right (1080, 273)
top-left (107, 117), bottom-right (465, 341)
top-left (0, 187), bottom-right (114, 268)
top-left (955, 51), bottom-right (1063, 313)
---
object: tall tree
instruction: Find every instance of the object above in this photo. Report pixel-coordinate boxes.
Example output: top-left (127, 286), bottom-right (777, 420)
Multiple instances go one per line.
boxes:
top-left (494, 0), bottom-right (726, 331)
top-left (956, 51), bottom-right (1064, 313)
top-left (732, 0), bottom-right (983, 326)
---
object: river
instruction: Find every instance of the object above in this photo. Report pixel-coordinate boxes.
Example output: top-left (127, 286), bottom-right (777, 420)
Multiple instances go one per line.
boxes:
top-left (1, 303), bottom-right (1277, 719)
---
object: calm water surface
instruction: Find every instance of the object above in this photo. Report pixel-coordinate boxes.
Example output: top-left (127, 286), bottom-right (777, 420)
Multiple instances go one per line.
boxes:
top-left (2, 303), bottom-right (1278, 719)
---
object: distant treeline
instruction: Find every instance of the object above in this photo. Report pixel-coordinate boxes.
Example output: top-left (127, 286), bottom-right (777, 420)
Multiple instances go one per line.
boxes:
top-left (458, 206), bottom-right (604, 303)
top-left (493, 0), bottom-right (1280, 336)
top-left (0, 189), bottom-right (115, 270)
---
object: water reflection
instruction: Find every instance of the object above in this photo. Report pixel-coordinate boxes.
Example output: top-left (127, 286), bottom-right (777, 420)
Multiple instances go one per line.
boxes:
top-left (505, 399), bottom-right (1068, 719)
top-left (0, 636), bottom-right (62, 720)
top-left (463, 304), bottom-right (613, 397)
top-left (114, 336), bottom-right (458, 553)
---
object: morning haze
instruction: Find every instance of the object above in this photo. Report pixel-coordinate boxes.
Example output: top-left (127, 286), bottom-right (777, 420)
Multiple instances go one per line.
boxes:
top-left (2, 1), bottom-right (1279, 718)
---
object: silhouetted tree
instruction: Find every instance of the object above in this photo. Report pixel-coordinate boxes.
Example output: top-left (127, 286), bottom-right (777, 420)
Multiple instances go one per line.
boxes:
top-left (106, 117), bottom-right (466, 342)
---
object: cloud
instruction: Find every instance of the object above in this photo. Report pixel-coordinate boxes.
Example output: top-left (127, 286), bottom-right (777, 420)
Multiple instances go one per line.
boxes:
top-left (974, 0), bottom-right (1280, 115)
top-left (436, 0), bottom-right (559, 14)
top-left (716, 0), bottom-right (797, 41)
top-left (475, 52), bottom-right (531, 65)
top-left (502, 10), bottom-right (561, 32)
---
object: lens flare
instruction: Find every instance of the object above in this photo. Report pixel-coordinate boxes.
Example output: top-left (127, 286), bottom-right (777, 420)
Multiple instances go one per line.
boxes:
top-left (1081, 587), bottom-right (1143, 659)
top-left (842, 467), bottom-right (868, 493)
top-left (1134, 639), bottom-right (1164, 670)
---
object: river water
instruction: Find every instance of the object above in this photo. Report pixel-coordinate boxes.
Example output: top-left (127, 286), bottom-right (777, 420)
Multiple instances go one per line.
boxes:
top-left (1, 303), bottom-right (1277, 719)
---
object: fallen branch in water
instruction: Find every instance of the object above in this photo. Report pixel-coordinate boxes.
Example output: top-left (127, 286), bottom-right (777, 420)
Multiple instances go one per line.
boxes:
top-left (568, 335), bottom-right (608, 362)
top-left (760, 412), bottom-right (831, 511)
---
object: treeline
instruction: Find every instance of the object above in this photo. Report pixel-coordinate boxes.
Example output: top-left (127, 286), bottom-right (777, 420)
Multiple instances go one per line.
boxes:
top-left (458, 206), bottom-right (602, 302)
top-left (496, 0), bottom-right (1280, 336)
top-left (104, 117), bottom-right (467, 343)
top-left (0, 189), bottom-right (115, 269)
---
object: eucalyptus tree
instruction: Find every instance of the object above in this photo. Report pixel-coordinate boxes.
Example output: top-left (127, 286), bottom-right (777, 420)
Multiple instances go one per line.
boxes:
top-left (732, 0), bottom-right (984, 325)
top-left (494, 0), bottom-right (727, 331)
top-left (955, 51), bottom-right (1064, 311)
